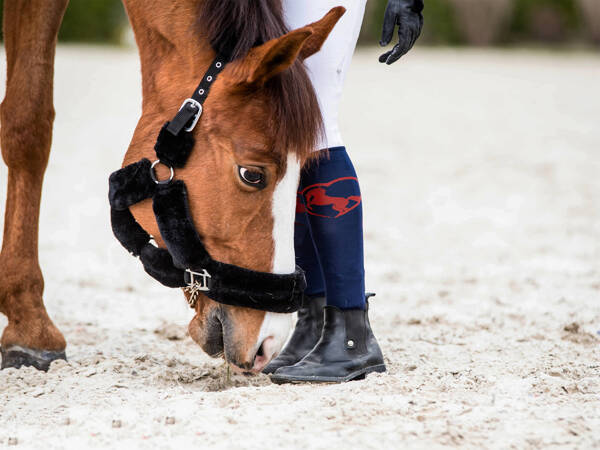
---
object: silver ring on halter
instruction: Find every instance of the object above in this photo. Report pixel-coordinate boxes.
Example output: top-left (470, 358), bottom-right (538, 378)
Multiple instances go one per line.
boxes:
top-left (150, 159), bottom-right (174, 185)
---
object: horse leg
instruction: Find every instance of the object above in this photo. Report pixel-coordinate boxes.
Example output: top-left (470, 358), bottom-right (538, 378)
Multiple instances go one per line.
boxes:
top-left (0, 0), bottom-right (69, 371)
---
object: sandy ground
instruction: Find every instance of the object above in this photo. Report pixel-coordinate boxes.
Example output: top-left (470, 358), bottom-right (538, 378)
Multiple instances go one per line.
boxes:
top-left (0, 45), bottom-right (599, 449)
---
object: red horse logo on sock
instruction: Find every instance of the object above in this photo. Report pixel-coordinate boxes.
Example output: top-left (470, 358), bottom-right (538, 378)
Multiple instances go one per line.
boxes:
top-left (297, 177), bottom-right (361, 218)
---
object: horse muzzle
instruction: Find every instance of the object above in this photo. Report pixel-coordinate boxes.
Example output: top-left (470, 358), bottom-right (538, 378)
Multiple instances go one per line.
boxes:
top-left (188, 306), bottom-right (288, 374)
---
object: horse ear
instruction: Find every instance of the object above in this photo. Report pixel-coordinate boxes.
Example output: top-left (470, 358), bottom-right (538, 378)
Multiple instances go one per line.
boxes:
top-left (299, 6), bottom-right (346, 60)
top-left (239, 6), bottom-right (346, 86)
top-left (243, 29), bottom-right (313, 86)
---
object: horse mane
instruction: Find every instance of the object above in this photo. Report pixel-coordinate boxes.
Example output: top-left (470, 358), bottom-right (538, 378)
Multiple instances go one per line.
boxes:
top-left (196, 0), bottom-right (324, 164)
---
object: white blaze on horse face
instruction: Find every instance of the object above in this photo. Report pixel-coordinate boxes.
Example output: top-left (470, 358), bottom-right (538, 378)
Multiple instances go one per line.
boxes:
top-left (271, 152), bottom-right (300, 275)
top-left (250, 153), bottom-right (301, 370)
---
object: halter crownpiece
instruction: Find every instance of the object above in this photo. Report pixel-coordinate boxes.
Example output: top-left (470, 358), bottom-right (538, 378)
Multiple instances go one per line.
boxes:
top-left (108, 55), bottom-right (306, 313)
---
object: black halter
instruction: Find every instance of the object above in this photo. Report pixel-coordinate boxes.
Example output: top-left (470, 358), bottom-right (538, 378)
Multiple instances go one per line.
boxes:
top-left (108, 55), bottom-right (305, 313)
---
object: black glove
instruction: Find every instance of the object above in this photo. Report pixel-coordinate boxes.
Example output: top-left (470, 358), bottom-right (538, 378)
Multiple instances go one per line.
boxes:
top-left (379, 0), bottom-right (424, 65)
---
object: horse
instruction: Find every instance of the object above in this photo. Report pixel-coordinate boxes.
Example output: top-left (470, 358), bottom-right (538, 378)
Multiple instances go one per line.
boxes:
top-left (0, 0), bottom-right (345, 374)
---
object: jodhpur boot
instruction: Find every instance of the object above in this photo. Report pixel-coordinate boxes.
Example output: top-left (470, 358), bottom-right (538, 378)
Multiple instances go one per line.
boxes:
top-left (270, 301), bottom-right (386, 383)
top-left (262, 295), bottom-right (326, 374)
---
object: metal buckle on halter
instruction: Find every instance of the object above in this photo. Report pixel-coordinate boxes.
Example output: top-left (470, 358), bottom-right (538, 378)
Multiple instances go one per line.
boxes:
top-left (184, 268), bottom-right (211, 308)
top-left (179, 98), bottom-right (203, 132)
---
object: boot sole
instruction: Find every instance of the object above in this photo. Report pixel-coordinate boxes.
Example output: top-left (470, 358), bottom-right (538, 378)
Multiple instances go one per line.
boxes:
top-left (270, 364), bottom-right (386, 384)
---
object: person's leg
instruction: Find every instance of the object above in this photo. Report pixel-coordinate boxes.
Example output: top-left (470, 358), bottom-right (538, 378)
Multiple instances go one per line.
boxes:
top-left (283, 0), bottom-right (368, 308)
top-left (294, 200), bottom-right (326, 298)
top-left (299, 147), bottom-right (365, 309)
top-left (269, 0), bottom-right (385, 382)
top-left (284, 0), bottom-right (367, 151)
top-left (271, 149), bottom-right (387, 382)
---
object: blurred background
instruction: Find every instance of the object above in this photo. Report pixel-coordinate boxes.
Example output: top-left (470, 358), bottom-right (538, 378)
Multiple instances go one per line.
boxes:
top-left (0, 0), bottom-right (599, 47)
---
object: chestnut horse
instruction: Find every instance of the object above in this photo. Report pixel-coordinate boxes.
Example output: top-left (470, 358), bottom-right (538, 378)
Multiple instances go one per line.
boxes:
top-left (0, 0), bottom-right (344, 373)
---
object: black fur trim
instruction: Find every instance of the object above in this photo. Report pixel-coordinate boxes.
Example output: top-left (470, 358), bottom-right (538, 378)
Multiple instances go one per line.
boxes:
top-left (153, 181), bottom-right (211, 269)
top-left (140, 244), bottom-right (186, 288)
top-left (110, 208), bottom-right (150, 257)
top-left (154, 122), bottom-right (195, 168)
top-left (108, 158), bottom-right (156, 210)
top-left (203, 262), bottom-right (306, 313)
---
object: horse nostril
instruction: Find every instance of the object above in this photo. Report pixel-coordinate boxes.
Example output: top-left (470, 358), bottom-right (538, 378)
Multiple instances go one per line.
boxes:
top-left (200, 311), bottom-right (225, 357)
top-left (251, 336), bottom-right (277, 372)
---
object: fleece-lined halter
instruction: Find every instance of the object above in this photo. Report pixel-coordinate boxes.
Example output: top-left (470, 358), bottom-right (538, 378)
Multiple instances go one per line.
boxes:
top-left (108, 55), bottom-right (305, 313)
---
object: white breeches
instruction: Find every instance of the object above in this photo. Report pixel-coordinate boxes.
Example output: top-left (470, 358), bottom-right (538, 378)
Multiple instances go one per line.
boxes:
top-left (283, 0), bottom-right (367, 150)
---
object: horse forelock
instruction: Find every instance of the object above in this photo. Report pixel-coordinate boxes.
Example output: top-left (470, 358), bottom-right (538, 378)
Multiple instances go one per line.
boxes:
top-left (197, 0), bottom-right (323, 167)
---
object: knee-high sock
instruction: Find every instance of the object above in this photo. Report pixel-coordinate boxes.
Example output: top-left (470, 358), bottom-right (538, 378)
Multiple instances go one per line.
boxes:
top-left (294, 207), bottom-right (326, 298)
top-left (294, 147), bottom-right (366, 310)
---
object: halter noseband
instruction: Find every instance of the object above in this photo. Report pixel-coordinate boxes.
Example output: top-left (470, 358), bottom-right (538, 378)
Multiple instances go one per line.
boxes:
top-left (108, 55), bottom-right (305, 313)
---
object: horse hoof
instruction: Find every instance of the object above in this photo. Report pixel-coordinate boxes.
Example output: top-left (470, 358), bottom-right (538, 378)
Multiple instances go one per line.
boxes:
top-left (0, 345), bottom-right (67, 372)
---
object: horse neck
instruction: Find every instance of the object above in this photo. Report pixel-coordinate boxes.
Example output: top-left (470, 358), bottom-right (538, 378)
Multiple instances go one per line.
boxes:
top-left (123, 0), bottom-right (214, 107)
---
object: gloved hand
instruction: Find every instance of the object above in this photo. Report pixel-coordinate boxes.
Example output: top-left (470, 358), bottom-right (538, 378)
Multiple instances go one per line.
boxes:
top-left (379, 0), bottom-right (424, 65)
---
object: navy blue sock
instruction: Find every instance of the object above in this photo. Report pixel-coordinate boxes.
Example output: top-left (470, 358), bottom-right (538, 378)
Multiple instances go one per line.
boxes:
top-left (294, 147), bottom-right (366, 310)
top-left (294, 205), bottom-right (326, 298)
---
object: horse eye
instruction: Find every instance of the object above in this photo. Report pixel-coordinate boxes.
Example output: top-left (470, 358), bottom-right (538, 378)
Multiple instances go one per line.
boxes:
top-left (238, 166), bottom-right (266, 188)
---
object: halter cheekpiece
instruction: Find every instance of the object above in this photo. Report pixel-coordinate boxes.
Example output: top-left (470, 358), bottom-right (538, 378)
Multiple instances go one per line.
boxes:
top-left (108, 55), bottom-right (305, 313)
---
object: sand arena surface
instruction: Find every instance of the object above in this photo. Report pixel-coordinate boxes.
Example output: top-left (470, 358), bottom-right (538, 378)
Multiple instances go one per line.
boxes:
top-left (0, 46), bottom-right (599, 449)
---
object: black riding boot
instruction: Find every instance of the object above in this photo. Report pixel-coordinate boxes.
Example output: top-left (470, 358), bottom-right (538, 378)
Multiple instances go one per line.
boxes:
top-left (270, 301), bottom-right (386, 383)
top-left (262, 295), bottom-right (326, 374)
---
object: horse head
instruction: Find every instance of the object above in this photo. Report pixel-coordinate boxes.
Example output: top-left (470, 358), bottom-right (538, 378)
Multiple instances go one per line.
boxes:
top-left (122, 0), bottom-right (345, 373)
